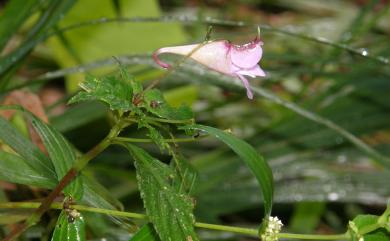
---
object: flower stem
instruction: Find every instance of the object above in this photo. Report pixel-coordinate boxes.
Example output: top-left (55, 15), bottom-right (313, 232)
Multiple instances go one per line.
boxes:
top-left (0, 202), bottom-right (349, 240)
top-left (114, 135), bottom-right (208, 143)
top-left (125, 116), bottom-right (194, 124)
top-left (194, 222), bottom-right (257, 236)
top-left (278, 232), bottom-right (349, 240)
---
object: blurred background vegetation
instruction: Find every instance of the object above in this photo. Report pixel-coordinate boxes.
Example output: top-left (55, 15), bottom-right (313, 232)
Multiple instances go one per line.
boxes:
top-left (0, 0), bottom-right (389, 240)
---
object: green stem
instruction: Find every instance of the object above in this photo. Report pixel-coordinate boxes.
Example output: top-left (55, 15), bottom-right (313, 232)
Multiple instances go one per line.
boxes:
top-left (114, 135), bottom-right (208, 143)
top-left (125, 116), bottom-right (194, 124)
top-left (74, 120), bottom-right (126, 170)
top-left (194, 222), bottom-right (257, 236)
top-left (278, 233), bottom-right (349, 240)
top-left (0, 202), bottom-right (349, 240)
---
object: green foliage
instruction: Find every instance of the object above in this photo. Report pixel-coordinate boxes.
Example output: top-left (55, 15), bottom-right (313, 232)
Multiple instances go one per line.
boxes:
top-left (0, 0), bottom-right (389, 240)
top-left (0, 0), bottom-right (38, 53)
top-left (170, 156), bottom-right (198, 195)
top-left (349, 214), bottom-right (390, 241)
top-left (130, 224), bottom-right (160, 241)
top-left (46, 0), bottom-right (187, 91)
top-left (51, 211), bottom-right (86, 241)
top-left (69, 74), bottom-right (134, 112)
top-left (124, 143), bottom-right (199, 241)
top-left (0, 116), bottom-right (56, 180)
top-left (0, 0), bottom-right (77, 89)
top-left (29, 114), bottom-right (83, 200)
top-left (50, 102), bottom-right (108, 133)
top-left (0, 151), bottom-right (56, 188)
top-left (141, 89), bottom-right (193, 120)
top-left (182, 124), bottom-right (274, 217)
top-left (0, 107), bottom-right (122, 212)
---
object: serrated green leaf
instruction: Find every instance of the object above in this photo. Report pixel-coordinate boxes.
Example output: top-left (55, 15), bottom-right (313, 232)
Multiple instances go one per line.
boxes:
top-left (0, 116), bottom-right (57, 180)
top-left (124, 143), bottom-right (199, 241)
top-left (181, 124), bottom-right (273, 217)
top-left (136, 116), bottom-right (169, 151)
top-left (29, 114), bottom-right (83, 200)
top-left (171, 157), bottom-right (198, 195)
top-left (118, 64), bottom-right (143, 95)
top-left (130, 224), bottom-right (160, 241)
top-left (51, 211), bottom-right (86, 241)
top-left (142, 89), bottom-right (193, 120)
top-left (69, 75), bottom-right (134, 112)
top-left (0, 151), bottom-right (56, 188)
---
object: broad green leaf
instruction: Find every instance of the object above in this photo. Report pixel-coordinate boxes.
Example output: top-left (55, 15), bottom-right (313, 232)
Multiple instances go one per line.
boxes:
top-left (68, 75), bottom-right (134, 112)
top-left (130, 224), bottom-right (160, 241)
top-left (0, 151), bottom-right (56, 188)
top-left (29, 113), bottom-right (83, 200)
top-left (0, 0), bottom-right (39, 50)
top-left (181, 124), bottom-right (273, 217)
top-left (142, 89), bottom-right (193, 120)
top-left (136, 113), bottom-right (170, 151)
top-left (170, 157), bottom-right (198, 195)
top-left (51, 210), bottom-right (86, 241)
top-left (124, 143), bottom-right (199, 241)
top-left (0, 116), bottom-right (56, 180)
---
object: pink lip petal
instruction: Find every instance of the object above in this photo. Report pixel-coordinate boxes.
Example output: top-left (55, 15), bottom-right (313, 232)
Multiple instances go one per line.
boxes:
top-left (237, 74), bottom-right (254, 99)
top-left (236, 65), bottom-right (266, 77)
top-left (231, 41), bottom-right (263, 69)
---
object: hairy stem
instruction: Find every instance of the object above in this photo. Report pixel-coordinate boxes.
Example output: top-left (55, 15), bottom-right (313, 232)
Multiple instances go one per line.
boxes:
top-left (0, 202), bottom-right (349, 240)
top-left (114, 135), bottom-right (208, 143)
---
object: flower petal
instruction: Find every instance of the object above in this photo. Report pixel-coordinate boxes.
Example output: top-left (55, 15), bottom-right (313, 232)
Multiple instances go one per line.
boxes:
top-left (236, 65), bottom-right (266, 77)
top-left (231, 41), bottom-right (263, 69)
top-left (153, 41), bottom-right (232, 74)
top-left (237, 74), bottom-right (254, 99)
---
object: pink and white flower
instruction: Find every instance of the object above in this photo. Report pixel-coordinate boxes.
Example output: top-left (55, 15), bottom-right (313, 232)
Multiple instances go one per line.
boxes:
top-left (153, 38), bottom-right (266, 99)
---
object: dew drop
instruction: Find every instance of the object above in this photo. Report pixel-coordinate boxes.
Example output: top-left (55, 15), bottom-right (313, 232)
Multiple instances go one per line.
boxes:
top-left (359, 48), bottom-right (369, 56)
top-left (328, 192), bottom-right (339, 201)
top-left (378, 56), bottom-right (389, 64)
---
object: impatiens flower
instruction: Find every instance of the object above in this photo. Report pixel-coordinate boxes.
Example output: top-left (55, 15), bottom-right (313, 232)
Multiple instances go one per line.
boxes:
top-left (153, 38), bottom-right (266, 99)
